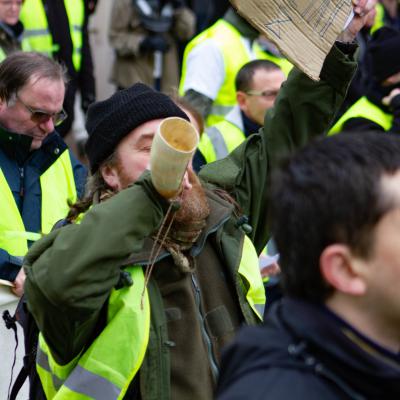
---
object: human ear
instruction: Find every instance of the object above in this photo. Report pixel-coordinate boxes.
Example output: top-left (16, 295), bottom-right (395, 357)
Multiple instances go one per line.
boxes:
top-left (320, 244), bottom-right (367, 296)
top-left (100, 164), bottom-right (121, 191)
top-left (0, 96), bottom-right (7, 110)
top-left (236, 91), bottom-right (248, 110)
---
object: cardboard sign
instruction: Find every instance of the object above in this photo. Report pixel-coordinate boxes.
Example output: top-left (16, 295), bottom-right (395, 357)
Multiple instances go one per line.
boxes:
top-left (230, 0), bottom-right (353, 80)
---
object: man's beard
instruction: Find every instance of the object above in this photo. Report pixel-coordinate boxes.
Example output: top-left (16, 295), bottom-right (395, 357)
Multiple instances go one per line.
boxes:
top-left (174, 169), bottom-right (210, 223)
top-left (167, 169), bottom-right (210, 249)
top-left (116, 164), bottom-right (210, 249)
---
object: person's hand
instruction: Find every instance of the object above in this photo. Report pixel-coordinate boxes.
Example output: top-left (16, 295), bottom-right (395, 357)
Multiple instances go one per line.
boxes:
top-left (382, 88), bottom-right (400, 106)
top-left (140, 35), bottom-right (170, 53)
top-left (337, 0), bottom-right (377, 42)
top-left (12, 268), bottom-right (25, 297)
top-left (260, 262), bottom-right (281, 279)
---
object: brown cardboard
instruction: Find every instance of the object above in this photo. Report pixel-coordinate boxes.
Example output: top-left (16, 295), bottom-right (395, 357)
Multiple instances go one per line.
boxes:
top-left (230, 0), bottom-right (353, 80)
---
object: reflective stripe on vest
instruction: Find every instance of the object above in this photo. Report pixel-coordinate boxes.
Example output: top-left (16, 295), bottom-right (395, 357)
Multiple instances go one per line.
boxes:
top-left (0, 150), bottom-right (77, 256)
top-left (199, 121), bottom-right (246, 163)
top-left (20, 0), bottom-right (54, 55)
top-left (329, 96), bottom-right (393, 135)
top-left (238, 235), bottom-right (266, 320)
top-left (20, 0), bottom-right (84, 71)
top-left (180, 20), bottom-right (254, 126)
top-left (37, 265), bottom-right (151, 400)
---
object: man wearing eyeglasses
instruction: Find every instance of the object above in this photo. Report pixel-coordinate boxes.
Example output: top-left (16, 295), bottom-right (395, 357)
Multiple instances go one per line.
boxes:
top-left (0, 51), bottom-right (86, 295)
top-left (19, 0), bottom-right (96, 139)
top-left (194, 59), bottom-right (285, 170)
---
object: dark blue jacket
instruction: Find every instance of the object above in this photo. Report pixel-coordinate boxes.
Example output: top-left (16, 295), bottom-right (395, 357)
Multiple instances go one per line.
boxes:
top-left (0, 128), bottom-right (86, 281)
top-left (217, 298), bottom-right (400, 400)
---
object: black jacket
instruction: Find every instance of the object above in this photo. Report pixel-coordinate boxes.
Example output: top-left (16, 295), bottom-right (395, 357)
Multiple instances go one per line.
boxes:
top-left (217, 298), bottom-right (400, 400)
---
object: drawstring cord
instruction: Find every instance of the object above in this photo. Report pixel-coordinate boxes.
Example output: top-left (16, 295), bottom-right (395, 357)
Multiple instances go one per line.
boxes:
top-left (140, 201), bottom-right (179, 308)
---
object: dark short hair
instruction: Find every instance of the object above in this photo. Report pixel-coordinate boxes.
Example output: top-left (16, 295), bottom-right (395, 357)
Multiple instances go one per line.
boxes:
top-left (270, 132), bottom-right (400, 302)
top-left (0, 51), bottom-right (67, 102)
top-left (235, 59), bottom-right (281, 92)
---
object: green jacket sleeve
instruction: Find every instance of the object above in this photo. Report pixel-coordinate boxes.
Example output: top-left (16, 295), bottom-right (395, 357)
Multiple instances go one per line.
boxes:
top-left (199, 45), bottom-right (357, 253)
top-left (24, 173), bottom-right (166, 364)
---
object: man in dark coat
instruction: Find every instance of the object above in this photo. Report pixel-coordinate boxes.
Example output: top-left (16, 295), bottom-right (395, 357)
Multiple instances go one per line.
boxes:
top-left (217, 131), bottom-right (400, 400)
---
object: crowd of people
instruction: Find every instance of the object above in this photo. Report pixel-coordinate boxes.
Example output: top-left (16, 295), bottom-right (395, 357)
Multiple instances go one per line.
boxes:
top-left (1, 0), bottom-right (400, 399)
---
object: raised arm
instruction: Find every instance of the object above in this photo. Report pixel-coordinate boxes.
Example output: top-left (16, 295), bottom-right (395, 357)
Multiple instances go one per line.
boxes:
top-left (200, 0), bottom-right (375, 253)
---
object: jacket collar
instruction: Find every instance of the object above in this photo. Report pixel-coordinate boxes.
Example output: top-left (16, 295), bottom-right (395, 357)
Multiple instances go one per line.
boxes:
top-left (225, 104), bottom-right (261, 139)
top-left (279, 298), bottom-right (400, 397)
top-left (241, 110), bottom-right (261, 138)
top-left (123, 187), bottom-right (234, 266)
top-left (0, 125), bottom-right (33, 164)
top-left (365, 80), bottom-right (393, 114)
top-left (0, 125), bottom-right (67, 171)
top-left (0, 21), bottom-right (24, 41)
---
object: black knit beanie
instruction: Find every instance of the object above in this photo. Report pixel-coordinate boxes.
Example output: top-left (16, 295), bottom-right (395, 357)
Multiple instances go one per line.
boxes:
top-left (367, 27), bottom-right (400, 83)
top-left (85, 83), bottom-right (189, 173)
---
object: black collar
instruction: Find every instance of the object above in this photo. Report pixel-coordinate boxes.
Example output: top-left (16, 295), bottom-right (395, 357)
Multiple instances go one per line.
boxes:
top-left (241, 110), bottom-right (261, 138)
top-left (0, 126), bottom-right (67, 172)
top-left (279, 298), bottom-right (400, 396)
top-left (0, 125), bottom-right (33, 164)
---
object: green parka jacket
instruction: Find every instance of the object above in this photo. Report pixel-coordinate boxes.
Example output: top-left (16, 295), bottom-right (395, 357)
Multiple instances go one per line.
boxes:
top-left (24, 45), bottom-right (356, 399)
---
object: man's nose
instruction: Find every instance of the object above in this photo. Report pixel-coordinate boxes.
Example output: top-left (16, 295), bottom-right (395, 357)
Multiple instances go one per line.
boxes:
top-left (182, 170), bottom-right (193, 191)
top-left (39, 116), bottom-right (55, 134)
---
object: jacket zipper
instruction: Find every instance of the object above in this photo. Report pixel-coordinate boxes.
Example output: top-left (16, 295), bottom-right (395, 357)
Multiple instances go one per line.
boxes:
top-left (191, 214), bottom-right (231, 257)
top-left (190, 273), bottom-right (219, 382)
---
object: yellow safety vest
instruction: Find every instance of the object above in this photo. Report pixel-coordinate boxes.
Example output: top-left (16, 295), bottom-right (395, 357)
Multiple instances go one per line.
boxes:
top-left (36, 234), bottom-right (264, 399)
top-left (370, 3), bottom-right (386, 34)
top-left (37, 265), bottom-right (151, 400)
top-left (253, 43), bottom-right (292, 77)
top-left (181, 21), bottom-right (273, 126)
top-left (329, 96), bottom-right (393, 135)
top-left (199, 118), bottom-right (246, 164)
top-left (0, 150), bottom-right (77, 256)
top-left (239, 235), bottom-right (266, 320)
top-left (20, 0), bottom-right (84, 71)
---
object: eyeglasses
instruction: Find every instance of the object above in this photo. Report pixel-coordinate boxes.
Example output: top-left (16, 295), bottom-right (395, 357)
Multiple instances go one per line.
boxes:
top-left (0, 0), bottom-right (23, 8)
top-left (245, 89), bottom-right (280, 99)
top-left (16, 94), bottom-right (67, 126)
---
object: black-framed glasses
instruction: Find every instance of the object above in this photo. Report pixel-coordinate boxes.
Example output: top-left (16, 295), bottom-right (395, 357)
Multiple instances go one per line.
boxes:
top-left (245, 89), bottom-right (280, 99)
top-left (16, 94), bottom-right (68, 126)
